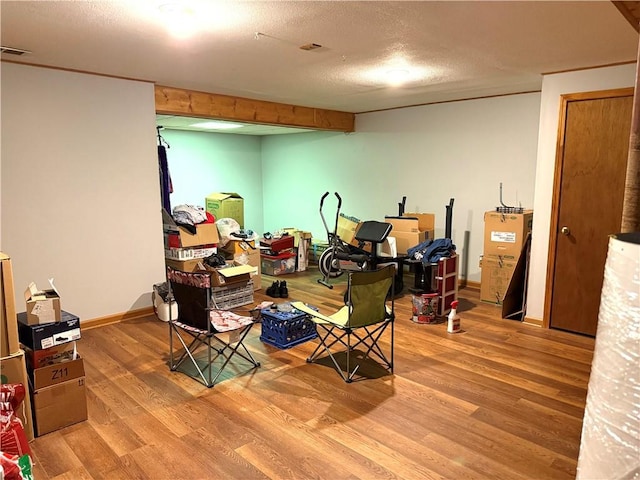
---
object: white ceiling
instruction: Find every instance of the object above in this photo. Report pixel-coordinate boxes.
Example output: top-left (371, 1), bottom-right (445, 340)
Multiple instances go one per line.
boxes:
top-left (1, 1), bottom-right (638, 134)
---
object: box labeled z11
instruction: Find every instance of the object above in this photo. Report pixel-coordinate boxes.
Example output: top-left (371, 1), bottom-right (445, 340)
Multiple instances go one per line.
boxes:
top-left (17, 310), bottom-right (81, 351)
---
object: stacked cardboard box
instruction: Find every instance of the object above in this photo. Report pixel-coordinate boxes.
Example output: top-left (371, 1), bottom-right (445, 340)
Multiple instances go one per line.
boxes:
top-left (219, 240), bottom-right (262, 290)
top-left (480, 210), bottom-right (533, 304)
top-left (162, 209), bottom-right (220, 272)
top-left (384, 213), bottom-right (435, 254)
top-left (0, 252), bottom-right (35, 442)
top-left (18, 303), bottom-right (87, 437)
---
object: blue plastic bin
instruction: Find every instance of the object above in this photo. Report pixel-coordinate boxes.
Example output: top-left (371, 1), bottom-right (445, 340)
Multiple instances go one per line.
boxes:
top-left (260, 305), bottom-right (318, 349)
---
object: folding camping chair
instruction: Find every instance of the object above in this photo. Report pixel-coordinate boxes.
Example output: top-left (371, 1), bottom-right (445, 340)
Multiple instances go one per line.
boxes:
top-left (292, 264), bottom-right (395, 383)
top-left (167, 266), bottom-right (260, 388)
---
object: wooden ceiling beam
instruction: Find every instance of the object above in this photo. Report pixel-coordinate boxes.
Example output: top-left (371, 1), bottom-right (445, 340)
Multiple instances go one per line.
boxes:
top-left (612, 1), bottom-right (640, 32)
top-left (155, 85), bottom-right (355, 133)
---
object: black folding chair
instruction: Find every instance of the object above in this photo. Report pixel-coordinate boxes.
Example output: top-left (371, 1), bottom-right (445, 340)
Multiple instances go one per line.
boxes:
top-left (167, 266), bottom-right (260, 387)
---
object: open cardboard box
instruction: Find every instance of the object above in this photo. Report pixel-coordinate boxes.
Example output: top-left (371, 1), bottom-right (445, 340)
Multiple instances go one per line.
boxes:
top-left (204, 192), bottom-right (244, 228)
top-left (204, 263), bottom-right (254, 287)
top-left (162, 209), bottom-right (220, 248)
top-left (24, 279), bottom-right (61, 325)
top-left (0, 350), bottom-right (35, 440)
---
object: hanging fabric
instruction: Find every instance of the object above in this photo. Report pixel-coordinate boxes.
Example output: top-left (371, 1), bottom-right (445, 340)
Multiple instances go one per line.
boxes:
top-left (157, 127), bottom-right (172, 213)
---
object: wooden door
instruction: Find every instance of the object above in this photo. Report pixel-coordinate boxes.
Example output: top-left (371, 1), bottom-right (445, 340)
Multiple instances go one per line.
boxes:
top-left (546, 89), bottom-right (633, 336)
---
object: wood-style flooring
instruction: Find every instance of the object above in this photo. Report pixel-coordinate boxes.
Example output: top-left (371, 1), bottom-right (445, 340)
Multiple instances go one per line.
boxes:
top-left (27, 267), bottom-right (595, 480)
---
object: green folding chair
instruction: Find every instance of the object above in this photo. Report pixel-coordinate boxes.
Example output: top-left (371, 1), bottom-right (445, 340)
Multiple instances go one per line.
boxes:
top-left (292, 264), bottom-right (395, 383)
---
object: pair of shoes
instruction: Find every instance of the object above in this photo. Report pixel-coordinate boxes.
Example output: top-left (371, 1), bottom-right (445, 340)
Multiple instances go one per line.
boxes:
top-left (266, 280), bottom-right (289, 298)
top-left (266, 281), bottom-right (280, 298)
top-left (279, 281), bottom-right (288, 298)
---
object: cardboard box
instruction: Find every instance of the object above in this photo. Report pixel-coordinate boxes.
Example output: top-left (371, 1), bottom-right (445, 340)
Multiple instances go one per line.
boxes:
top-left (403, 213), bottom-right (436, 232)
top-left (17, 310), bottom-right (81, 351)
top-left (23, 279), bottom-right (61, 325)
top-left (31, 356), bottom-right (85, 390)
top-left (162, 209), bottom-right (220, 248)
top-left (32, 376), bottom-right (87, 437)
top-left (1, 253), bottom-right (20, 357)
top-left (220, 239), bottom-right (256, 255)
top-left (205, 192), bottom-right (244, 228)
top-left (220, 246), bottom-right (262, 291)
top-left (165, 258), bottom-right (204, 273)
top-left (164, 246), bottom-right (217, 261)
top-left (483, 210), bottom-right (533, 257)
top-left (295, 240), bottom-right (310, 272)
top-left (207, 264), bottom-right (254, 287)
top-left (23, 341), bottom-right (77, 369)
top-left (261, 252), bottom-right (296, 276)
top-left (281, 229), bottom-right (312, 248)
top-left (480, 256), bottom-right (518, 304)
top-left (0, 350), bottom-right (35, 440)
top-left (385, 215), bottom-right (435, 254)
top-left (336, 214), bottom-right (361, 245)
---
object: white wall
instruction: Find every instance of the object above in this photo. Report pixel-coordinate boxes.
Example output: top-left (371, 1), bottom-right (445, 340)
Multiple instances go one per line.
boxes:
top-left (526, 64), bottom-right (637, 321)
top-left (159, 129), bottom-right (264, 234)
top-left (3, 62), bottom-right (633, 323)
top-left (1, 63), bottom-right (164, 322)
top-left (261, 93), bottom-right (541, 283)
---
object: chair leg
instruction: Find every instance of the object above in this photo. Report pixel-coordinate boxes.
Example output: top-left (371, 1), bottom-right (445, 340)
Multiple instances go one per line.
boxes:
top-left (170, 323), bottom-right (261, 388)
top-left (307, 322), bottom-right (393, 383)
top-left (207, 325), bottom-right (260, 386)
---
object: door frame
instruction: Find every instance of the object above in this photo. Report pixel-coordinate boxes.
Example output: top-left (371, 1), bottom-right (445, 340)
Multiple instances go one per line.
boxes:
top-left (543, 87), bottom-right (634, 329)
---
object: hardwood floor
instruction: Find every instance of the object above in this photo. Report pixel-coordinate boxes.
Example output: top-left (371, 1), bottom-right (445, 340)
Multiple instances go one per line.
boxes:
top-left (27, 267), bottom-right (595, 480)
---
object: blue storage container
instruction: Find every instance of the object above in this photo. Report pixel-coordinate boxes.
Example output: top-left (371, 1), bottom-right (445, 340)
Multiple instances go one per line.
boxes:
top-left (260, 305), bottom-right (318, 349)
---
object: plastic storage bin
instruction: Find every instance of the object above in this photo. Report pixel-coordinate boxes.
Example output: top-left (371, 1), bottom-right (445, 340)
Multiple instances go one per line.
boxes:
top-left (212, 281), bottom-right (254, 309)
top-left (260, 305), bottom-right (318, 349)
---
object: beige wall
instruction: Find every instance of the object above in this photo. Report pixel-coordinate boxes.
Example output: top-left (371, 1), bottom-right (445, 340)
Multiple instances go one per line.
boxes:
top-left (1, 63), bottom-right (165, 321)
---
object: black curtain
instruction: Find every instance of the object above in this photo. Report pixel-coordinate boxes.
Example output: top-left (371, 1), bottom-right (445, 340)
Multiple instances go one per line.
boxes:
top-left (158, 144), bottom-right (171, 213)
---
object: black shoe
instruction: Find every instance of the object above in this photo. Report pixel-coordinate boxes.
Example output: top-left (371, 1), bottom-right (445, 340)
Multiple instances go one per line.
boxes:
top-left (266, 281), bottom-right (280, 298)
top-left (279, 281), bottom-right (289, 298)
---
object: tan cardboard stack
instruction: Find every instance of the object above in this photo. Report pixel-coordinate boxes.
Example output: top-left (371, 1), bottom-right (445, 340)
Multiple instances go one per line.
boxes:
top-left (219, 239), bottom-right (262, 290)
top-left (384, 213), bottom-right (435, 254)
top-left (18, 280), bottom-right (86, 437)
top-left (480, 210), bottom-right (533, 304)
top-left (163, 209), bottom-right (220, 272)
top-left (0, 252), bottom-right (35, 441)
top-left (205, 192), bottom-right (244, 228)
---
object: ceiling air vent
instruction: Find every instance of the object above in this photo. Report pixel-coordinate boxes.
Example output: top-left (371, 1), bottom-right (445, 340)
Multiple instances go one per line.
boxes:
top-left (1, 46), bottom-right (31, 56)
top-left (299, 43), bottom-right (322, 51)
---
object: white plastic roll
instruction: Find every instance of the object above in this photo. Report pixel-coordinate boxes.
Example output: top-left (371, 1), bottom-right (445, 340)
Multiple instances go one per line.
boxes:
top-left (576, 233), bottom-right (640, 480)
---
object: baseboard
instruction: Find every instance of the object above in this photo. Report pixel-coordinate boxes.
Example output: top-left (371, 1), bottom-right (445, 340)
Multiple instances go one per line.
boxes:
top-left (523, 316), bottom-right (543, 327)
top-left (82, 306), bottom-right (155, 330)
top-left (459, 279), bottom-right (480, 291)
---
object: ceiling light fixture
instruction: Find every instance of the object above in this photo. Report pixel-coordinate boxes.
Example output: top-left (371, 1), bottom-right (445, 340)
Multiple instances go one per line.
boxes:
top-left (190, 121), bottom-right (244, 130)
top-left (386, 69), bottom-right (410, 86)
top-left (158, 2), bottom-right (198, 38)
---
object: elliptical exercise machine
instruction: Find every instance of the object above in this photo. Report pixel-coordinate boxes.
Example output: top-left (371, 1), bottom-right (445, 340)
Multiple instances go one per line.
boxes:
top-left (317, 192), bottom-right (403, 294)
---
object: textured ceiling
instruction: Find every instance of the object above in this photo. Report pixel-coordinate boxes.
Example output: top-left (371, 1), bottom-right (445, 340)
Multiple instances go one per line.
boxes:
top-left (1, 1), bottom-right (638, 118)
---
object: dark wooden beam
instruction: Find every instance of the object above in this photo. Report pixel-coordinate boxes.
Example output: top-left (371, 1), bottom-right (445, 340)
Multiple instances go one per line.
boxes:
top-left (612, 1), bottom-right (640, 32)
